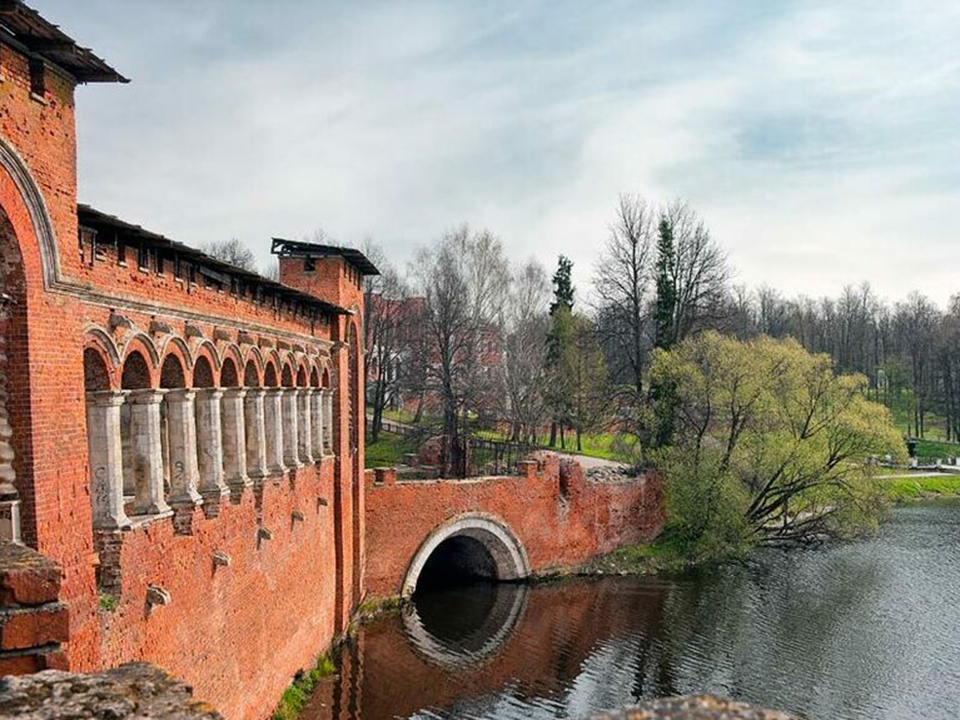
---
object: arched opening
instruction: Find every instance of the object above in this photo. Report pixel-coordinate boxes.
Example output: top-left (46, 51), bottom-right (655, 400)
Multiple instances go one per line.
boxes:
top-left (416, 536), bottom-right (498, 590)
top-left (83, 348), bottom-right (110, 391)
top-left (310, 367), bottom-right (320, 388)
top-left (121, 351), bottom-right (152, 390)
top-left (193, 356), bottom-right (214, 388)
top-left (244, 359), bottom-right (260, 387)
top-left (280, 363), bottom-right (293, 388)
top-left (264, 362), bottom-right (278, 388)
top-left (402, 515), bottom-right (529, 597)
top-left (296, 366), bottom-right (307, 387)
top-left (158, 355), bottom-right (184, 389)
top-left (120, 351), bottom-right (153, 499)
top-left (221, 358), bottom-right (239, 387)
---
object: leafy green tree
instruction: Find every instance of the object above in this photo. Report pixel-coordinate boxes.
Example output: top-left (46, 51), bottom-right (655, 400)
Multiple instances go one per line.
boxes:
top-left (652, 332), bottom-right (906, 556)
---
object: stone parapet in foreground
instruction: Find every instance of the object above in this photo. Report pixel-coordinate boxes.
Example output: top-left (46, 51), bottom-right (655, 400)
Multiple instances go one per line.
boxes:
top-left (0, 663), bottom-right (223, 720)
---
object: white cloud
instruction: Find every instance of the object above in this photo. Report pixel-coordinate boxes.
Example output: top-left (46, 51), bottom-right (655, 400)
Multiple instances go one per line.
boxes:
top-left (41, 0), bottom-right (960, 305)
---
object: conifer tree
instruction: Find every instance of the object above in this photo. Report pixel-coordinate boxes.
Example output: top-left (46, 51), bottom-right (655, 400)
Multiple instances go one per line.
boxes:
top-left (655, 216), bottom-right (677, 350)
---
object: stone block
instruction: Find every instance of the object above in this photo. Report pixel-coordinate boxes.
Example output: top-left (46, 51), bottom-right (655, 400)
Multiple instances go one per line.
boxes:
top-left (0, 542), bottom-right (61, 605)
top-left (0, 602), bottom-right (68, 650)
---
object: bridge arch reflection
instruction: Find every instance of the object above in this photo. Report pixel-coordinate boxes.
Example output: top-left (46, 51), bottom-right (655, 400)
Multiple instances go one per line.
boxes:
top-left (404, 582), bottom-right (530, 670)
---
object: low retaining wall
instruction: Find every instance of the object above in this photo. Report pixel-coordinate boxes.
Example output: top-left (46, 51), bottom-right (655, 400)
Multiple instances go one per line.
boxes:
top-left (364, 455), bottom-right (664, 598)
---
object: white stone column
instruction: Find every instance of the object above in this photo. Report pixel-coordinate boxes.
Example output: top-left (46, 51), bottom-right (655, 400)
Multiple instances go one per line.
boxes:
top-left (323, 389), bottom-right (334, 454)
top-left (85, 391), bottom-right (131, 530)
top-left (264, 388), bottom-right (286, 474)
top-left (195, 388), bottom-right (229, 500)
top-left (222, 388), bottom-right (250, 490)
top-left (128, 389), bottom-right (171, 516)
top-left (283, 388), bottom-right (302, 468)
top-left (164, 389), bottom-right (202, 507)
top-left (312, 389), bottom-right (324, 458)
top-left (299, 389), bottom-right (314, 462)
top-left (244, 388), bottom-right (268, 478)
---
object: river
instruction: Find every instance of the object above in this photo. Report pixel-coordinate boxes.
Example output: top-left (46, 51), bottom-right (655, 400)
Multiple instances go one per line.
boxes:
top-left (304, 501), bottom-right (960, 720)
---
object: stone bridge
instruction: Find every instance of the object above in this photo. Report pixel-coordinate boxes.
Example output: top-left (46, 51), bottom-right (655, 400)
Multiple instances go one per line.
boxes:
top-left (363, 455), bottom-right (664, 600)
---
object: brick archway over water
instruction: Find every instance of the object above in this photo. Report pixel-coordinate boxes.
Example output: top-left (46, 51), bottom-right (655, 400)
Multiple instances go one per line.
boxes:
top-left (401, 513), bottom-right (530, 597)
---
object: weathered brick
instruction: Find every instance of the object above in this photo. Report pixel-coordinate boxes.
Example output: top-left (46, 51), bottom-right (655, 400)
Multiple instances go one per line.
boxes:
top-left (0, 602), bottom-right (68, 650)
top-left (0, 542), bottom-right (61, 605)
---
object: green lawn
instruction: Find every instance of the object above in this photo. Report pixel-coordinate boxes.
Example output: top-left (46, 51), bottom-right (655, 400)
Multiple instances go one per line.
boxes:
top-left (381, 408), bottom-right (420, 425)
top-left (365, 431), bottom-right (419, 469)
top-left (912, 438), bottom-right (960, 459)
top-left (879, 475), bottom-right (960, 502)
top-left (473, 428), bottom-right (637, 463)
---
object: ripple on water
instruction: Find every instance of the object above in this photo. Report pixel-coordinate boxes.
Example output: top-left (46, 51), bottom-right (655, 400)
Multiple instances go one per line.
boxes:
top-left (314, 503), bottom-right (960, 720)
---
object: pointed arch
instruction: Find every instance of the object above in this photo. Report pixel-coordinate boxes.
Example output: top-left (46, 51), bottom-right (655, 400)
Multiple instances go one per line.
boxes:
top-left (83, 326), bottom-right (121, 369)
top-left (159, 336), bottom-right (193, 372)
top-left (0, 136), bottom-right (60, 288)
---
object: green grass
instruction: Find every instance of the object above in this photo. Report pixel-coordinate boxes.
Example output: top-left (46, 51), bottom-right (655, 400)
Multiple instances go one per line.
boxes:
top-left (880, 475), bottom-right (960, 502)
top-left (574, 535), bottom-right (697, 576)
top-left (912, 438), bottom-right (960, 459)
top-left (365, 431), bottom-right (419, 469)
top-left (381, 408), bottom-right (420, 425)
top-left (474, 428), bottom-right (638, 463)
top-left (271, 652), bottom-right (337, 720)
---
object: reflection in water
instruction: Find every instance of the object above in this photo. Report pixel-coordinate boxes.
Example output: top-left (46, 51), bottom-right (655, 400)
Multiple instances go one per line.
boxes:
top-left (305, 502), bottom-right (960, 720)
top-left (405, 582), bottom-right (529, 670)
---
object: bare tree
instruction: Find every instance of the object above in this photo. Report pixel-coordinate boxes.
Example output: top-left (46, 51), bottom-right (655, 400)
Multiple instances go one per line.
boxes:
top-left (263, 260), bottom-right (280, 282)
top-left (593, 194), bottom-right (655, 395)
top-left (660, 200), bottom-right (730, 345)
top-left (202, 238), bottom-right (258, 272)
top-left (362, 242), bottom-right (409, 442)
top-left (498, 260), bottom-right (550, 443)
top-left (411, 226), bottom-right (510, 475)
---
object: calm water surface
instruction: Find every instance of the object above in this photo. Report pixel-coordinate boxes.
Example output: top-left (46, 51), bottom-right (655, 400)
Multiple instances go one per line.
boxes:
top-left (306, 502), bottom-right (960, 720)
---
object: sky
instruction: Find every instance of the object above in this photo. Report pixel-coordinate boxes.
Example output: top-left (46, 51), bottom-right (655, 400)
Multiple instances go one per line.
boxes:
top-left (43, 0), bottom-right (960, 305)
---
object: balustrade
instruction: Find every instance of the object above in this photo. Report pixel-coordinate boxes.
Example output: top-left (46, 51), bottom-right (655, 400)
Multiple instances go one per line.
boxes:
top-left (85, 373), bottom-right (335, 526)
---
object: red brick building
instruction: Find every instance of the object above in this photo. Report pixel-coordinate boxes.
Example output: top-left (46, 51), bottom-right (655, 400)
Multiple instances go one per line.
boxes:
top-left (0, 5), bottom-right (665, 720)
top-left (0, 5), bottom-right (374, 718)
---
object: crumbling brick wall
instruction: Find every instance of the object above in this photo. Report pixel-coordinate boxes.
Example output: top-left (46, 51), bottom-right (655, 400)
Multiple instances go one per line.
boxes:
top-left (363, 456), bottom-right (664, 598)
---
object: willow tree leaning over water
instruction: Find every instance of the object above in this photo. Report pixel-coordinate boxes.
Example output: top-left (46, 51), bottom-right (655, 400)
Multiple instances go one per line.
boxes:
top-left (651, 332), bottom-right (906, 555)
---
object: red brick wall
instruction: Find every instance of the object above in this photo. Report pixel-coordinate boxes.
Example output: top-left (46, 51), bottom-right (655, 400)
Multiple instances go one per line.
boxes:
top-left (96, 461), bottom-right (339, 720)
top-left (280, 256), bottom-right (366, 627)
top-left (0, 36), bottom-right (360, 720)
top-left (363, 457), bottom-right (664, 598)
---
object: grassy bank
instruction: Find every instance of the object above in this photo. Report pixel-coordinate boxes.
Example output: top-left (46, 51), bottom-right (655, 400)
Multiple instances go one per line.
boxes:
top-left (271, 651), bottom-right (337, 720)
top-left (365, 431), bottom-right (419, 469)
top-left (880, 474), bottom-right (960, 502)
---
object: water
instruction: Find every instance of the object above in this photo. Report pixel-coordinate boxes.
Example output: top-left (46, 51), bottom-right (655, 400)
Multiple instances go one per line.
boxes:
top-left (305, 502), bottom-right (960, 720)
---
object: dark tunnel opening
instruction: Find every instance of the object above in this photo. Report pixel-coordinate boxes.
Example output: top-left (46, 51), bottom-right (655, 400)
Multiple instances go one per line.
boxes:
top-left (412, 535), bottom-right (503, 644)
top-left (415, 535), bottom-right (499, 592)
